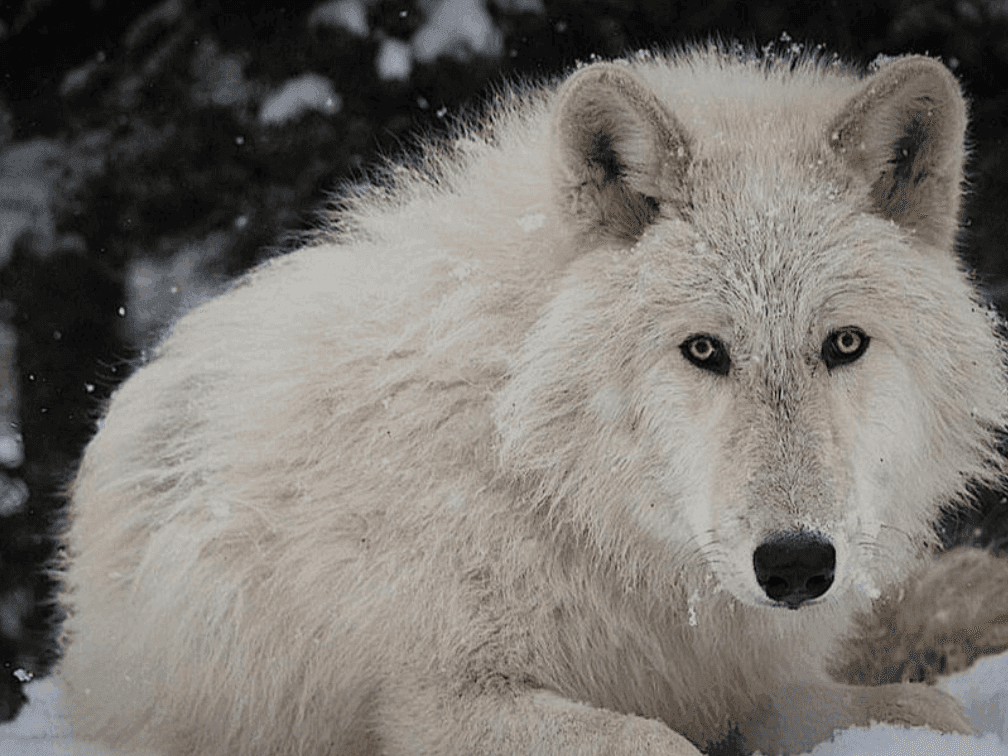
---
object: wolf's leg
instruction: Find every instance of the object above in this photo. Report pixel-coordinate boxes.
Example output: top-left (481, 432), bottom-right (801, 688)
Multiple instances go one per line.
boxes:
top-left (375, 674), bottom-right (703, 756)
top-left (746, 679), bottom-right (976, 754)
top-left (855, 680), bottom-right (978, 732)
top-left (833, 547), bottom-right (1008, 686)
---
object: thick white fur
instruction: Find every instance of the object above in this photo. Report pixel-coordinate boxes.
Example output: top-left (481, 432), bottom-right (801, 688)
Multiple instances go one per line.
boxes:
top-left (58, 45), bottom-right (1008, 755)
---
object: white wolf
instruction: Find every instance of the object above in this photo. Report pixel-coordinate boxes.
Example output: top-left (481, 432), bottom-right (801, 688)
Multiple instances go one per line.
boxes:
top-left (58, 45), bottom-right (1008, 755)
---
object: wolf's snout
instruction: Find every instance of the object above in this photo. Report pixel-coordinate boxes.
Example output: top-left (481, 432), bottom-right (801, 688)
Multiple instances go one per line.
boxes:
top-left (753, 531), bottom-right (836, 609)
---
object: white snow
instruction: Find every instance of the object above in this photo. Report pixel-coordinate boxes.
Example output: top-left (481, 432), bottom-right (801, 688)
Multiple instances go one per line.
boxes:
top-left (369, 0), bottom-right (548, 81)
top-left (0, 475), bottom-right (28, 516)
top-left (308, 0), bottom-right (370, 36)
top-left (258, 72), bottom-right (342, 126)
top-left (376, 37), bottom-right (413, 82)
top-left (412, 0), bottom-right (502, 63)
top-left (940, 651), bottom-right (1008, 745)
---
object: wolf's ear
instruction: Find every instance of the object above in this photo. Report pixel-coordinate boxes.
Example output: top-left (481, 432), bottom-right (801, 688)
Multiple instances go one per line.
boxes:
top-left (827, 56), bottom-right (967, 250)
top-left (553, 63), bottom-right (692, 242)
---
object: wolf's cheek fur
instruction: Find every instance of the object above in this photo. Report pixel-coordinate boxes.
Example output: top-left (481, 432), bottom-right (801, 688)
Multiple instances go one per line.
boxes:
top-left (811, 344), bottom-right (935, 601)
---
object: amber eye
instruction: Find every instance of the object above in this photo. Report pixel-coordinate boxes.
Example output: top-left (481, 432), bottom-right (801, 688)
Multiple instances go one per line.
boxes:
top-left (822, 327), bottom-right (869, 370)
top-left (680, 334), bottom-right (730, 376)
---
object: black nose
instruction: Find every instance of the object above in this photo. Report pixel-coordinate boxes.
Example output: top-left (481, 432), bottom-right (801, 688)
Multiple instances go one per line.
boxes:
top-left (753, 530), bottom-right (835, 609)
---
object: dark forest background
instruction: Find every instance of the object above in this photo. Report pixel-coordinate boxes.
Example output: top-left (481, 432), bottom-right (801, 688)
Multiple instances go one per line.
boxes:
top-left (0, 0), bottom-right (1007, 722)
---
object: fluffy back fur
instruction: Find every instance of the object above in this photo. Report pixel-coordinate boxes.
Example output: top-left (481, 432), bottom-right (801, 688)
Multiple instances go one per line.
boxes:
top-left (59, 44), bottom-right (1008, 756)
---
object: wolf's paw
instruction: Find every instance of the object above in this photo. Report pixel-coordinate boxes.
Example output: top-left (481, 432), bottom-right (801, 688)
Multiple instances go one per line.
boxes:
top-left (528, 692), bottom-right (704, 756)
top-left (864, 681), bottom-right (977, 735)
top-left (833, 547), bottom-right (1008, 686)
top-left (610, 715), bottom-right (705, 756)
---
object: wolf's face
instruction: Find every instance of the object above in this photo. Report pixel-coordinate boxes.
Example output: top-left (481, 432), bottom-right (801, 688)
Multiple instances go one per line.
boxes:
top-left (496, 56), bottom-right (1007, 614)
top-left (632, 189), bottom-right (956, 610)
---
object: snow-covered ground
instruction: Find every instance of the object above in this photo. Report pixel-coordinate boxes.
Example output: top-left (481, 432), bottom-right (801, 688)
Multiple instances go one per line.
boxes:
top-left (3, 650), bottom-right (1007, 755)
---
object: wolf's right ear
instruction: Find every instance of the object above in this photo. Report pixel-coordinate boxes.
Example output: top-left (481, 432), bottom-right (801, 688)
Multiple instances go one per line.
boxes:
top-left (827, 56), bottom-right (967, 251)
top-left (553, 63), bottom-right (692, 243)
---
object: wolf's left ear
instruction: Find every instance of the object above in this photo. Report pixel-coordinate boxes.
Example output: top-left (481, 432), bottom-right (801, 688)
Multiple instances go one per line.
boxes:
top-left (827, 56), bottom-right (967, 250)
top-left (553, 63), bottom-right (693, 242)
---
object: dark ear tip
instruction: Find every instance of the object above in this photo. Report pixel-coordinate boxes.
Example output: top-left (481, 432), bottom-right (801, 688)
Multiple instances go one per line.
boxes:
top-left (876, 54), bottom-right (951, 73)
top-left (871, 55), bottom-right (966, 115)
top-left (555, 63), bottom-right (643, 117)
top-left (561, 61), bottom-right (636, 85)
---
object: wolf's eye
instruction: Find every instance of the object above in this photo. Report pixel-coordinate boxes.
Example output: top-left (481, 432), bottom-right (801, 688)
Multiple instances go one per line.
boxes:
top-left (822, 327), bottom-right (869, 370)
top-left (680, 334), bottom-right (730, 376)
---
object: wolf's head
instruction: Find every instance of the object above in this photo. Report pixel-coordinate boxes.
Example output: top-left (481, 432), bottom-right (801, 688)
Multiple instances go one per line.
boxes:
top-left (496, 50), bottom-right (1008, 614)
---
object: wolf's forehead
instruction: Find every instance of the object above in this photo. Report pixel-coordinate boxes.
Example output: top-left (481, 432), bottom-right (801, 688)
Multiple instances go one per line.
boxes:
top-left (652, 201), bottom-right (883, 340)
top-left (713, 235), bottom-right (834, 313)
top-left (690, 189), bottom-right (856, 300)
